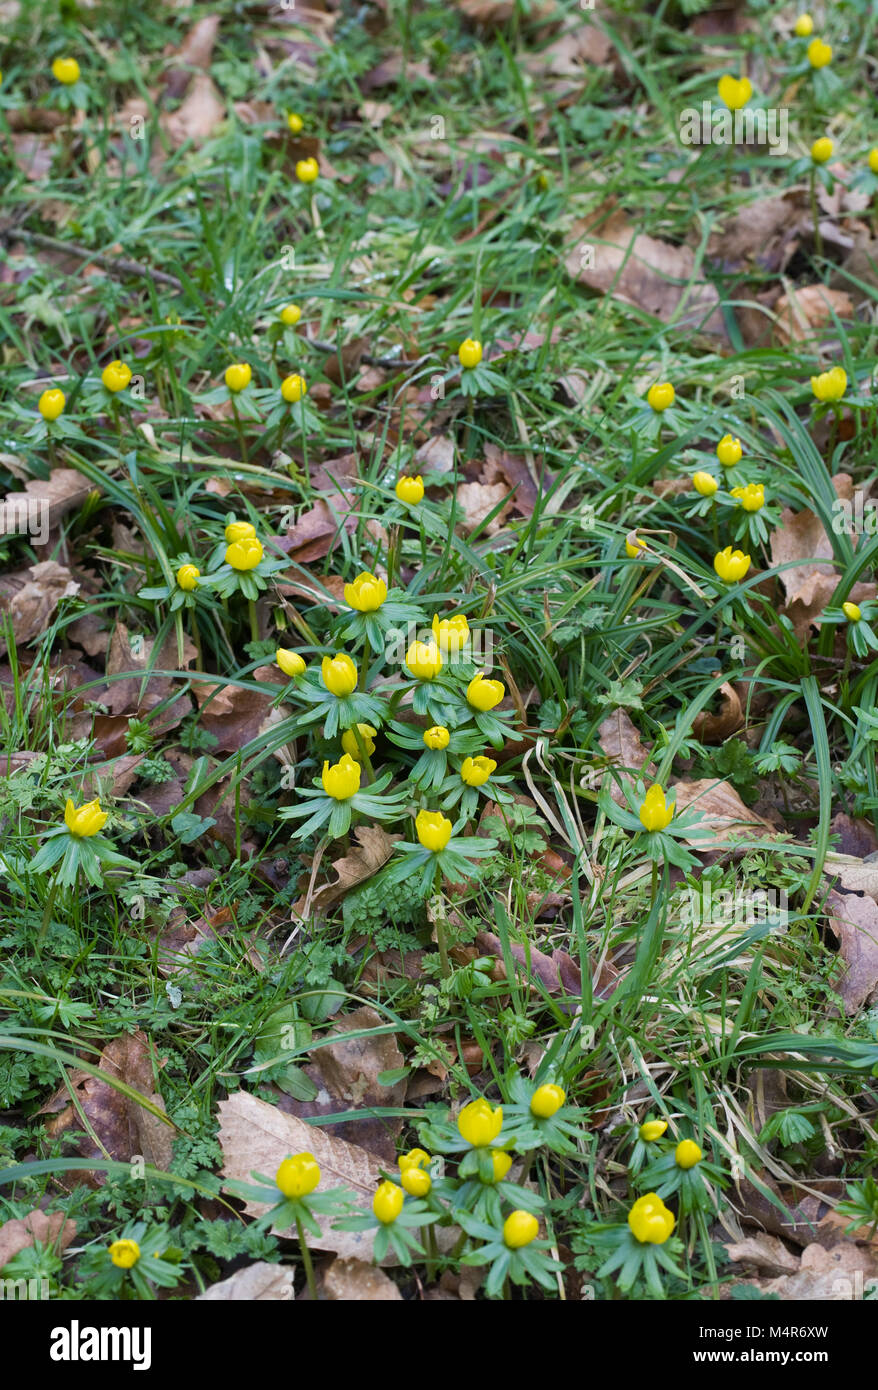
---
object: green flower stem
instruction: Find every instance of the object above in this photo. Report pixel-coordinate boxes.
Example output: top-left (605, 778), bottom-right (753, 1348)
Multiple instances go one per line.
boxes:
top-left (295, 1216), bottom-right (318, 1300)
top-left (425, 1220), bottom-right (439, 1282)
top-left (433, 860), bottom-right (451, 979)
top-left (38, 870), bottom-right (63, 945)
top-left (174, 610), bottom-right (185, 669)
top-left (230, 396), bottom-right (250, 463)
top-left (359, 635), bottom-right (372, 692)
top-left (351, 723), bottom-right (375, 784)
top-left (810, 168), bottom-right (823, 260)
top-left (248, 598), bottom-right (260, 645)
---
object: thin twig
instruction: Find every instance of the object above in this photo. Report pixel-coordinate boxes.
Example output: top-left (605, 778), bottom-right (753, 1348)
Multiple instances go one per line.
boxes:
top-left (2, 227), bottom-right (183, 291)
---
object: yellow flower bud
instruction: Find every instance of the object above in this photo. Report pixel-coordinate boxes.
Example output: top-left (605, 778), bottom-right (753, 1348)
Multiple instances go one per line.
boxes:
top-left (287, 112), bottom-right (304, 134)
top-left (717, 74), bottom-right (752, 111)
top-left (869, 148), bottom-right (878, 175)
top-left (280, 303), bottom-right (302, 325)
top-left (458, 338), bottom-right (483, 369)
top-left (693, 471), bottom-right (718, 497)
top-left (322, 753), bottom-right (361, 800)
top-left (460, 755), bottom-right (496, 787)
top-left (341, 723), bottom-right (377, 759)
top-left (224, 362), bottom-right (252, 393)
top-left (64, 798), bottom-right (108, 838)
top-left (811, 366), bottom-right (847, 402)
top-left (296, 157), bottom-right (319, 183)
top-left (628, 1193), bottom-right (675, 1245)
top-left (807, 37), bottom-right (832, 68)
top-left (489, 1149), bottom-right (513, 1182)
top-left (432, 612), bottom-right (470, 654)
top-left (52, 57), bottom-right (80, 85)
top-left (625, 533), bottom-right (647, 559)
top-left (176, 564), bottom-right (200, 591)
top-left (101, 360), bottom-right (132, 392)
top-left (716, 433), bottom-right (742, 467)
top-left (842, 601), bottom-right (862, 622)
top-left (811, 137), bottom-right (833, 165)
top-left (399, 1148), bottom-right (431, 1171)
top-left (675, 1138), bottom-right (703, 1169)
top-left (423, 725), bottom-right (450, 750)
top-left (275, 1152), bottom-right (321, 1198)
top-left (466, 671), bottom-right (504, 711)
top-left (793, 14), bottom-right (813, 37)
top-left (344, 571), bottom-right (387, 612)
top-left (38, 388), bottom-right (65, 421)
top-left (225, 536), bottom-right (263, 571)
top-left (372, 1180), bottom-right (404, 1224)
top-left (457, 1098), bottom-right (503, 1148)
top-left (415, 809), bottom-right (453, 852)
top-left (503, 1210), bottom-right (539, 1249)
top-left (400, 1166), bottom-right (431, 1197)
top-left (730, 482), bottom-right (765, 512)
top-left (638, 784), bottom-right (673, 832)
top-left (108, 1238), bottom-right (140, 1269)
top-left (646, 381), bottom-right (674, 412)
top-left (395, 474), bottom-right (424, 504)
top-left (321, 653), bottom-right (358, 697)
top-left (713, 546), bottom-right (751, 583)
top-left (531, 1083), bottom-right (566, 1118)
top-left (639, 1119), bottom-right (668, 1142)
top-left (405, 639), bottom-right (443, 681)
top-left (281, 373), bottom-right (307, 403)
top-left (225, 520), bottom-right (256, 544)
top-left (276, 648), bottom-right (306, 678)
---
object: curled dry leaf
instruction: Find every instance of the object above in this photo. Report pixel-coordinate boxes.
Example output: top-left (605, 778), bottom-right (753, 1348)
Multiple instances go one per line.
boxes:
top-left (0, 560), bottom-right (79, 651)
top-left (197, 1262), bottom-right (295, 1301)
top-left (455, 481), bottom-right (512, 535)
top-left (0, 469), bottom-right (95, 541)
top-left (596, 709), bottom-right (655, 805)
top-left (825, 888), bottom-right (878, 1015)
top-left (323, 1257), bottom-right (402, 1301)
top-left (725, 1233), bottom-right (800, 1278)
top-left (773, 285), bottom-right (854, 347)
top-left (670, 779), bottom-right (777, 847)
top-left (692, 681), bottom-right (744, 743)
top-left (0, 1209), bottom-right (77, 1270)
top-left (301, 825), bottom-right (399, 916)
top-left (162, 74), bottom-right (225, 148)
top-left (738, 1239), bottom-right (878, 1301)
top-left (824, 852), bottom-right (878, 901)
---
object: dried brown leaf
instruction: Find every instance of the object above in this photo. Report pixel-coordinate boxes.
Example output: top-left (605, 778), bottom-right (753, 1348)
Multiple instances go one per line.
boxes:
top-left (323, 1257), bottom-right (402, 1300)
top-left (671, 778), bottom-right (777, 847)
top-left (0, 1210), bottom-right (77, 1270)
top-left (197, 1262), bottom-right (295, 1301)
top-left (826, 889), bottom-right (878, 1014)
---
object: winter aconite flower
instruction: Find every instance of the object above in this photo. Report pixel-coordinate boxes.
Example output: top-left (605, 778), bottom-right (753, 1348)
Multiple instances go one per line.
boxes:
top-left (176, 564), bottom-right (200, 591)
top-left (424, 725), bottom-right (451, 750)
top-left (52, 57), bottom-right (80, 85)
top-left (794, 13), bottom-right (813, 37)
top-left (640, 1119), bottom-right (668, 1142)
top-left (281, 373), bottom-right (307, 403)
top-left (275, 1153), bottom-right (321, 1198)
top-left (730, 483), bottom-right (765, 512)
top-left (458, 338), bottom-right (483, 369)
top-left (807, 37), bottom-right (832, 68)
top-left (675, 1139), bottom-right (703, 1169)
top-left (625, 534), bottom-right (646, 559)
top-left (341, 723), bottom-right (377, 759)
top-left (432, 613), bottom-right (470, 654)
top-left (503, 1211), bottom-right (539, 1249)
top-left (628, 1194), bottom-right (675, 1245)
top-left (714, 546), bottom-right (751, 583)
top-left (460, 755), bottom-right (496, 787)
top-left (811, 136), bottom-right (833, 164)
top-left (276, 649), bottom-right (306, 678)
top-left (811, 366), bottom-right (847, 402)
top-left (646, 382), bottom-right (674, 412)
top-left (638, 785), bottom-right (673, 833)
top-left (225, 536), bottom-right (263, 571)
top-left (458, 1098), bottom-right (504, 1148)
top-left (287, 112), bottom-right (304, 134)
top-left (405, 640), bottom-right (443, 681)
top-left (716, 433), bottom-right (742, 466)
top-left (843, 601), bottom-right (862, 622)
top-left (344, 571), bottom-right (387, 613)
top-left (490, 1150), bottom-right (513, 1182)
top-left (296, 157), bottom-right (319, 183)
top-left (101, 360), bottom-right (132, 392)
top-left (225, 363), bottom-right (252, 393)
top-left (373, 1181), bottom-right (405, 1224)
top-left (108, 1239), bottom-right (140, 1269)
top-left (395, 474), bottom-right (424, 504)
top-left (467, 672), bottom-right (504, 711)
top-left (869, 149), bottom-right (878, 175)
top-left (400, 1166), bottom-right (431, 1197)
top-left (415, 809), bottom-right (453, 852)
top-left (321, 754), bottom-right (362, 801)
top-left (530, 1084), bottom-right (566, 1119)
top-left (280, 303), bottom-right (302, 325)
top-left (717, 74), bottom-right (752, 111)
top-left (321, 653), bottom-right (358, 697)
top-left (64, 798), bottom-right (108, 838)
top-left (225, 520), bottom-right (256, 543)
top-left (693, 471), bottom-right (718, 497)
top-left (38, 388), bottom-right (65, 421)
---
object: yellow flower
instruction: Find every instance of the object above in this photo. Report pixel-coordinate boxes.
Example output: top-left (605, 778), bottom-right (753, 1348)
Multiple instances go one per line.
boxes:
top-left (646, 381), bottom-right (675, 412)
top-left (322, 753), bottom-right (362, 800)
top-left (225, 536), bottom-right (263, 570)
top-left (811, 136), bottom-right (833, 164)
top-left (423, 725), bottom-right (450, 751)
top-left (457, 1098), bottom-right (503, 1148)
top-left (399, 1148), bottom-right (431, 1171)
top-left (344, 571), bottom-right (387, 612)
top-left (693, 471), bottom-right (718, 497)
top-left (467, 671), bottom-right (504, 711)
top-left (460, 755), bottom-right (496, 787)
top-left (395, 474), bottom-right (424, 504)
top-left (52, 57), bottom-right (80, 85)
top-left (38, 388), bottom-right (65, 421)
top-left (489, 1149), bottom-right (513, 1182)
top-left (405, 639), bottom-right (443, 681)
top-left (64, 798), bottom-right (108, 838)
top-left (225, 520), bottom-right (256, 544)
top-left (458, 338), bottom-right (483, 369)
top-left (225, 362), bottom-right (252, 393)
top-left (628, 1193), bottom-right (675, 1245)
top-left (296, 157), bottom-right (319, 183)
top-left (101, 360), bottom-right (132, 392)
top-left (716, 433), bottom-right (742, 466)
top-left (373, 1180), bottom-right (404, 1224)
top-left (842, 601), bottom-right (862, 622)
top-left (638, 784), bottom-right (673, 832)
top-left (415, 809), bottom-right (453, 852)
top-left (713, 546), bottom-right (751, 582)
top-left (287, 112), bottom-right (304, 134)
top-left (640, 1119), bottom-right (668, 1142)
top-left (676, 1138), bottom-right (703, 1169)
top-left (176, 563), bottom-right (200, 591)
top-left (400, 1166), bottom-right (431, 1197)
top-left (869, 148), bottom-right (878, 175)
top-left (108, 1239), bottom-right (140, 1269)
top-left (503, 1210), bottom-right (539, 1249)
top-left (276, 648), bottom-right (306, 678)
top-left (807, 37), bottom-right (832, 68)
top-left (432, 613), bottom-right (470, 654)
top-left (730, 482), bottom-right (765, 512)
top-left (321, 653), bottom-right (358, 697)
top-left (341, 723), bottom-right (377, 759)
top-left (811, 366), bottom-right (847, 402)
top-left (280, 303), bottom-right (302, 325)
top-left (625, 533), bottom-right (647, 559)
top-left (281, 373), bottom-right (307, 403)
top-left (275, 1152), bottom-right (321, 1198)
top-left (717, 74), bottom-right (752, 111)
top-left (793, 14), bottom-right (813, 37)
top-left (530, 1083), bottom-right (566, 1118)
